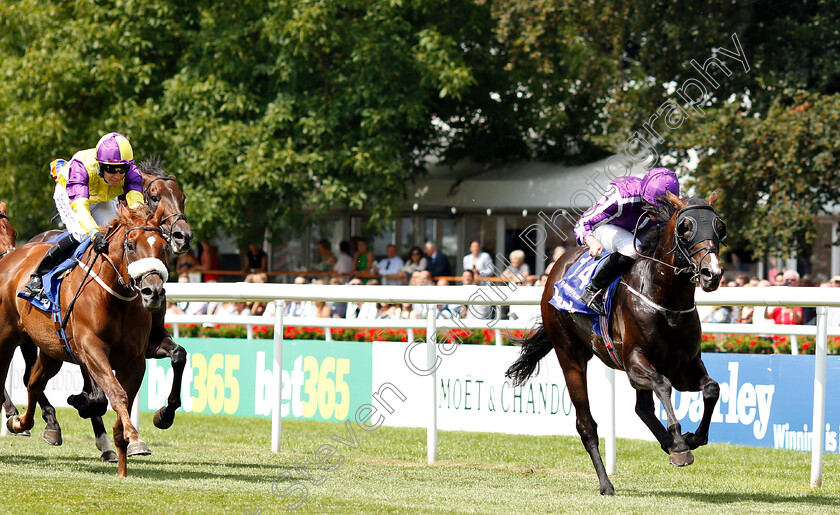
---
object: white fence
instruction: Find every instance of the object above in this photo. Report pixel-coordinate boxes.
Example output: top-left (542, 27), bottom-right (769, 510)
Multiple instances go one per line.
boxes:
top-left (161, 283), bottom-right (840, 488)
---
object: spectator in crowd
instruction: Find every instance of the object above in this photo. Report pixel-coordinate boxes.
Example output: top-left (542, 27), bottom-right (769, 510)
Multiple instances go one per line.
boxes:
top-left (327, 276), bottom-right (347, 318)
top-left (538, 274), bottom-right (549, 287)
top-left (243, 243), bottom-right (268, 275)
top-left (458, 269), bottom-right (492, 319)
top-left (773, 272), bottom-right (785, 286)
top-left (199, 241), bottom-right (222, 282)
top-left (353, 238), bottom-right (376, 278)
top-left (500, 249), bottom-right (530, 283)
top-left (176, 273), bottom-right (209, 315)
top-left (243, 272), bottom-right (269, 316)
top-left (213, 301), bottom-right (241, 316)
top-left (315, 239), bottom-right (337, 272)
top-left (177, 250), bottom-right (201, 283)
top-left (377, 303), bottom-right (399, 319)
top-left (734, 274), bottom-right (750, 287)
top-left (333, 240), bottom-right (354, 279)
top-left (345, 277), bottom-right (378, 319)
top-left (377, 244), bottom-right (405, 285)
top-left (434, 278), bottom-right (459, 319)
top-left (395, 303), bottom-right (415, 319)
top-left (462, 241), bottom-right (493, 278)
top-left (424, 240), bottom-right (451, 278)
top-left (764, 305), bottom-right (803, 325)
top-left (545, 246), bottom-right (566, 275)
top-left (400, 246), bottom-right (427, 279)
top-left (702, 306), bottom-right (732, 323)
top-left (313, 301), bottom-right (334, 318)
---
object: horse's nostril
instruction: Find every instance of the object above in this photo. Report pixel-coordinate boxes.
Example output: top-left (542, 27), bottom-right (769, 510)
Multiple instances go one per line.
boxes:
top-left (700, 268), bottom-right (713, 279)
top-left (172, 232), bottom-right (184, 241)
top-left (141, 288), bottom-right (155, 297)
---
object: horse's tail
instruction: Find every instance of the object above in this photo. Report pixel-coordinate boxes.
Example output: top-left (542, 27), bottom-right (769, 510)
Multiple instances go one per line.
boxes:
top-left (505, 323), bottom-right (553, 387)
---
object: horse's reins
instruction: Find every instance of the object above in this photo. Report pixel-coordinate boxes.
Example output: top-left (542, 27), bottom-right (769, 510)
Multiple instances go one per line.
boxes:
top-left (61, 224), bottom-right (168, 331)
top-left (632, 204), bottom-right (724, 283)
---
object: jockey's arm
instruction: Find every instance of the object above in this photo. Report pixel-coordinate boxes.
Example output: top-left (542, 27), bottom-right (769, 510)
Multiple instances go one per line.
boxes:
top-left (123, 162), bottom-right (144, 208)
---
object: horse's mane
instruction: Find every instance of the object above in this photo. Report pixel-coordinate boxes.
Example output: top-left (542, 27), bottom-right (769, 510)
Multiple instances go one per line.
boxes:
top-left (107, 204), bottom-right (155, 234)
top-left (137, 156), bottom-right (167, 177)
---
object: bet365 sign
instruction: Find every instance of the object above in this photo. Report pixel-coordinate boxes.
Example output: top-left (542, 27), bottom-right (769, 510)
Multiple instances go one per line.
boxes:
top-left (141, 339), bottom-right (373, 421)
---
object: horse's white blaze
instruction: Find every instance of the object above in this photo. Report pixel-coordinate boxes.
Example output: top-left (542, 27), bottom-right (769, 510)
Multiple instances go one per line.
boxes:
top-left (707, 253), bottom-right (722, 275)
top-left (127, 257), bottom-right (169, 283)
top-left (147, 236), bottom-right (156, 247)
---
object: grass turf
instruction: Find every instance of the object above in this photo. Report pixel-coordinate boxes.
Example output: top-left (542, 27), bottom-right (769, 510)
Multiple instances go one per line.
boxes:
top-left (0, 408), bottom-right (838, 513)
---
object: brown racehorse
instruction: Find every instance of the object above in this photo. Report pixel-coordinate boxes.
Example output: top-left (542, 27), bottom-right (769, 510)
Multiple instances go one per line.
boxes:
top-left (506, 191), bottom-right (725, 495)
top-left (0, 203), bottom-right (169, 477)
top-left (3, 159), bottom-right (193, 461)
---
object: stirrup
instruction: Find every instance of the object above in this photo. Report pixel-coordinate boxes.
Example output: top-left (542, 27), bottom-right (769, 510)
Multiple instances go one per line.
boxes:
top-left (582, 287), bottom-right (606, 316)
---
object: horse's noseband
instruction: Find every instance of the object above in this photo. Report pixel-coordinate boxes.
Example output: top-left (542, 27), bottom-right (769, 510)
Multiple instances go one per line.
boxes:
top-left (122, 225), bottom-right (169, 291)
top-left (672, 204), bottom-right (726, 282)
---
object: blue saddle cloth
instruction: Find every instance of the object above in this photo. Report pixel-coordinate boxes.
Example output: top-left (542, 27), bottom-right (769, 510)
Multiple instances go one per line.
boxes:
top-left (18, 233), bottom-right (92, 312)
top-left (548, 251), bottom-right (621, 342)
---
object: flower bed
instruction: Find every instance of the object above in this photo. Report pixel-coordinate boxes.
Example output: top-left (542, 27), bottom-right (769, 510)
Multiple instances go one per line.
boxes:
top-left (166, 324), bottom-right (840, 354)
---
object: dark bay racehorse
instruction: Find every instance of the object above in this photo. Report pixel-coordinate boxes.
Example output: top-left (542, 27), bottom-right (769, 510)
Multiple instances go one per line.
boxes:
top-left (2, 158), bottom-right (193, 461)
top-left (506, 191), bottom-right (725, 495)
top-left (0, 204), bottom-right (169, 477)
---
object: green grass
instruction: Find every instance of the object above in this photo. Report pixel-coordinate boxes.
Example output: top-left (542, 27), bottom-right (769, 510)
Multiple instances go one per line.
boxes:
top-left (0, 408), bottom-right (838, 514)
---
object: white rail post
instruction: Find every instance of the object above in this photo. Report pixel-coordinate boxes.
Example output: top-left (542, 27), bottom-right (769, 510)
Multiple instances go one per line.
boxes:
top-left (605, 366), bottom-right (616, 475)
top-left (426, 305), bottom-right (438, 464)
top-left (271, 300), bottom-right (285, 453)
top-left (1, 351), bottom-right (13, 436)
top-left (811, 306), bottom-right (828, 488)
top-left (494, 329), bottom-right (502, 346)
top-left (247, 324), bottom-right (254, 340)
top-left (173, 324), bottom-right (180, 338)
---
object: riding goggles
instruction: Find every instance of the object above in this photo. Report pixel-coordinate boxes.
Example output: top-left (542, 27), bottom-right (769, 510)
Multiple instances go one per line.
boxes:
top-left (100, 162), bottom-right (129, 176)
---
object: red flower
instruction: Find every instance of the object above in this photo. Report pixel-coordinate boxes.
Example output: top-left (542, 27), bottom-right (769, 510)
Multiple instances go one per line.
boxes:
top-left (750, 340), bottom-right (757, 346)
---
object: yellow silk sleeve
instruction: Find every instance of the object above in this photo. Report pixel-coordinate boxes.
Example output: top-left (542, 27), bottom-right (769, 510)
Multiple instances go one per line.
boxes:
top-left (126, 190), bottom-right (144, 209)
top-left (70, 198), bottom-right (99, 235)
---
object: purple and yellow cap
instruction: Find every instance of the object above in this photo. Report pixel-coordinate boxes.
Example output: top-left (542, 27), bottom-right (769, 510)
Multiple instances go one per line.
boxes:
top-left (640, 167), bottom-right (679, 204)
top-left (95, 132), bottom-right (134, 165)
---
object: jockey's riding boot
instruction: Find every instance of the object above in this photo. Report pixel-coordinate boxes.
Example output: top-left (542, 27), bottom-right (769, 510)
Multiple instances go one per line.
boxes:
top-left (582, 252), bottom-right (636, 316)
top-left (23, 233), bottom-right (77, 302)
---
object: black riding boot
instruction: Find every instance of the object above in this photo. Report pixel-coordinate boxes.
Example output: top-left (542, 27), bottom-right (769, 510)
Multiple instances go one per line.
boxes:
top-left (23, 233), bottom-right (77, 302)
top-left (581, 253), bottom-right (635, 316)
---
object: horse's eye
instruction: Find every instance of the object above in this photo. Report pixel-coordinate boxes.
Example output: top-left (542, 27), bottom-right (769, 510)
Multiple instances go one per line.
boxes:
top-left (678, 217), bottom-right (695, 240)
top-left (150, 195), bottom-right (159, 203)
top-left (715, 218), bottom-right (727, 241)
top-left (126, 241), bottom-right (135, 252)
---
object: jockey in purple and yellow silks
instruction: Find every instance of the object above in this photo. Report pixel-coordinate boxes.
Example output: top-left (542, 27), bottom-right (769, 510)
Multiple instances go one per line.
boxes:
top-left (575, 167), bottom-right (680, 315)
top-left (22, 132), bottom-right (146, 303)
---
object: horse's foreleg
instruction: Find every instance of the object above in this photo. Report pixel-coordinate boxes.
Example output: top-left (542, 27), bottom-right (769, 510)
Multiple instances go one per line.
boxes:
top-left (672, 358), bottom-right (720, 450)
top-left (20, 340), bottom-right (63, 445)
top-left (634, 389), bottom-right (673, 453)
top-left (626, 352), bottom-right (693, 466)
top-left (146, 328), bottom-right (186, 430)
top-left (559, 356), bottom-right (614, 495)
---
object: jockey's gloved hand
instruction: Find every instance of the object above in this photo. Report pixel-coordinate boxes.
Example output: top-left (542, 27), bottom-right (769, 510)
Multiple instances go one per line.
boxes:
top-left (92, 232), bottom-right (109, 254)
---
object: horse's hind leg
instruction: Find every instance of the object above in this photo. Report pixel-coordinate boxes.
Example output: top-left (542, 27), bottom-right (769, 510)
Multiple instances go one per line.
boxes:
top-left (671, 357), bottom-right (720, 450)
top-left (18, 342), bottom-right (62, 445)
top-left (8, 353), bottom-right (62, 435)
top-left (625, 351), bottom-right (692, 466)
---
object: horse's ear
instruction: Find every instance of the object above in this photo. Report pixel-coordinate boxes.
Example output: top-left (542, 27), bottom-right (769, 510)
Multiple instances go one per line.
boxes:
top-left (667, 190), bottom-right (687, 210)
top-left (707, 190), bottom-right (719, 206)
top-left (118, 202), bottom-right (131, 220)
top-left (0, 201), bottom-right (6, 215)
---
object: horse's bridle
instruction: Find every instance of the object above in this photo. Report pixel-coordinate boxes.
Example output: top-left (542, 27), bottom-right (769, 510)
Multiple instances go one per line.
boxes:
top-left (634, 203), bottom-right (726, 282)
top-left (144, 176), bottom-right (188, 243)
top-left (0, 213), bottom-right (15, 260)
top-left (100, 224), bottom-right (169, 294)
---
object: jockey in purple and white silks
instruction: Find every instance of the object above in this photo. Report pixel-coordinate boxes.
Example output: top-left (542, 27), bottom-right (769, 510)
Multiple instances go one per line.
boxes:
top-left (575, 167), bottom-right (680, 315)
top-left (22, 132), bottom-right (145, 303)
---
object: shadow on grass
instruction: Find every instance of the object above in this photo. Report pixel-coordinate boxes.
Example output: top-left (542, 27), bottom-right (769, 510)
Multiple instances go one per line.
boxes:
top-left (628, 488), bottom-right (840, 507)
top-left (0, 453), bottom-right (299, 482)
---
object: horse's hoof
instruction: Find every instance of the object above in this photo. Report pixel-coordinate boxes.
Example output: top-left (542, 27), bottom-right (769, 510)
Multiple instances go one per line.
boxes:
top-left (101, 450), bottom-right (118, 463)
top-left (153, 407), bottom-right (174, 430)
top-left (669, 450), bottom-right (694, 467)
top-left (11, 429), bottom-right (30, 437)
top-left (600, 483), bottom-right (615, 496)
top-left (6, 415), bottom-right (22, 434)
top-left (127, 440), bottom-right (151, 457)
top-left (43, 429), bottom-right (62, 446)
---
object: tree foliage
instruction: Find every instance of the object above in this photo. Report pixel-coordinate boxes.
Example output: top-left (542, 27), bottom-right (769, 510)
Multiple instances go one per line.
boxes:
top-left (1, 1), bottom-right (840, 259)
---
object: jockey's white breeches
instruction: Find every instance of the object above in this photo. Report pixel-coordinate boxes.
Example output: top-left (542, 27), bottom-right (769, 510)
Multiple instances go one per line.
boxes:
top-left (53, 185), bottom-right (117, 242)
top-left (592, 224), bottom-right (641, 259)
